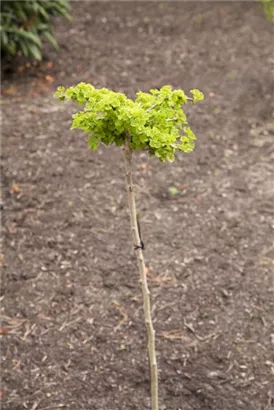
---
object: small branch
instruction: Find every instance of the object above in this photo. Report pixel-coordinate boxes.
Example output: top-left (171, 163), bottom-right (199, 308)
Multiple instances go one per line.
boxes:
top-left (38, 405), bottom-right (68, 410)
top-left (123, 132), bottom-right (159, 410)
top-left (145, 102), bottom-right (159, 112)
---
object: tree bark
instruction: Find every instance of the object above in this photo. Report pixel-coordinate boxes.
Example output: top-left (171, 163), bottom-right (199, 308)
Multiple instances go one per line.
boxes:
top-left (123, 133), bottom-right (158, 410)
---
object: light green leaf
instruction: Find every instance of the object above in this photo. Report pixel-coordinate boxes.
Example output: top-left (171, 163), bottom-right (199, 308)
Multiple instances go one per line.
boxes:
top-left (168, 186), bottom-right (179, 196)
top-left (190, 89), bottom-right (204, 103)
top-left (88, 136), bottom-right (100, 150)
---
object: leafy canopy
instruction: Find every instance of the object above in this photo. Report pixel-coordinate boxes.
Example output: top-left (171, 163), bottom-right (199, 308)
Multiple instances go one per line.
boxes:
top-left (54, 83), bottom-right (204, 162)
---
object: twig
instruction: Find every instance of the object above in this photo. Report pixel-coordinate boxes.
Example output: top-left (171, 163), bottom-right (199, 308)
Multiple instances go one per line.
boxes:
top-left (38, 405), bottom-right (68, 410)
top-left (30, 400), bottom-right (42, 410)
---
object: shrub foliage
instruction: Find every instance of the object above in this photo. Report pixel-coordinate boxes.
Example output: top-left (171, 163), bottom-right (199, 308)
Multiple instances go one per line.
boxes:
top-left (55, 83), bottom-right (204, 162)
top-left (262, 0), bottom-right (274, 21)
top-left (1, 0), bottom-right (71, 60)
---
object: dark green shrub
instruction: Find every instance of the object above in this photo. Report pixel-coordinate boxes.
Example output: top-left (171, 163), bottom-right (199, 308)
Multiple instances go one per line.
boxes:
top-left (0, 0), bottom-right (71, 60)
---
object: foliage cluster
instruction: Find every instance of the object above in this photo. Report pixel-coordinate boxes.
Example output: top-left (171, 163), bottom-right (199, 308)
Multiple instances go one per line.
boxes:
top-left (0, 0), bottom-right (71, 60)
top-left (262, 0), bottom-right (274, 21)
top-left (55, 83), bottom-right (204, 162)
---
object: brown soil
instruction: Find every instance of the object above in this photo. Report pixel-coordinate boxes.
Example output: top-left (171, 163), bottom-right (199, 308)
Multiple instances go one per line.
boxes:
top-left (1, 2), bottom-right (274, 410)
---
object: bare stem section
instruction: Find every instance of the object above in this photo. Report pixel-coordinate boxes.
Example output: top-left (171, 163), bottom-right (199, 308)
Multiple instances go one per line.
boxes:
top-left (123, 133), bottom-right (158, 410)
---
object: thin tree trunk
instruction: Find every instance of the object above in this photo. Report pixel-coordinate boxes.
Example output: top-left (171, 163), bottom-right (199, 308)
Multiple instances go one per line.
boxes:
top-left (123, 133), bottom-right (159, 410)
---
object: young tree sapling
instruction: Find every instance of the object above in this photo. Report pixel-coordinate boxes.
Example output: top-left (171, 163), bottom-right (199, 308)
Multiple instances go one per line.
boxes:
top-left (54, 83), bottom-right (204, 410)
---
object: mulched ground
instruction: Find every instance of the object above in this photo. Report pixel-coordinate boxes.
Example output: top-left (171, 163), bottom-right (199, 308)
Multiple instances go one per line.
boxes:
top-left (1, 2), bottom-right (274, 410)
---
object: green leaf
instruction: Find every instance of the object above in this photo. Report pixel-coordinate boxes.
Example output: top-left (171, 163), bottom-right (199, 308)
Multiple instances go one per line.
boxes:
top-left (37, 4), bottom-right (50, 21)
top-left (13, 2), bottom-right (28, 22)
top-left (88, 136), bottom-right (100, 150)
top-left (190, 89), bottom-right (204, 103)
top-left (28, 43), bottom-right (42, 60)
top-left (6, 28), bottom-right (42, 48)
top-left (1, 30), bottom-right (8, 46)
top-left (6, 40), bottom-right (17, 56)
top-left (262, 0), bottom-right (274, 21)
top-left (168, 186), bottom-right (179, 196)
top-left (42, 30), bottom-right (58, 49)
top-left (183, 127), bottom-right (196, 141)
top-left (20, 40), bottom-right (30, 58)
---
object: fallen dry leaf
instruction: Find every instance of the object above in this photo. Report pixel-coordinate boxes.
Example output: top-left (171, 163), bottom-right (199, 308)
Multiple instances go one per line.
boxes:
top-left (2, 86), bottom-right (18, 96)
top-left (17, 66), bottom-right (25, 74)
top-left (10, 183), bottom-right (21, 194)
top-left (45, 75), bottom-right (54, 84)
top-left (145, 266), bottom-right (153, 276)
